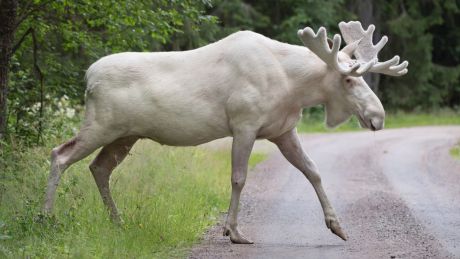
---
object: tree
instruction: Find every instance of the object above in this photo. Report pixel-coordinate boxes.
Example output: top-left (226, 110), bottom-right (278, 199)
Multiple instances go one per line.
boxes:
top-left (0, 0), bottom-right (18, 140)
top-left (4, 0), bottom-right (218, 144)
top-left (379, 0), bottom-right (459, 110)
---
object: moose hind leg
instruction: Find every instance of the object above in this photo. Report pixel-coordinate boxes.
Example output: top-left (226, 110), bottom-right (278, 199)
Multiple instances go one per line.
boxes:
top-left (89, 136), bottom-right (138, 223)
top-left (44, 133), bottom-right (108, 213)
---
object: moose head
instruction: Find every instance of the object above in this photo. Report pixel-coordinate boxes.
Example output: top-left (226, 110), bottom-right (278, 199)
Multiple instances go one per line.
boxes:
top-left (298, 21), bottom-right (408, 130)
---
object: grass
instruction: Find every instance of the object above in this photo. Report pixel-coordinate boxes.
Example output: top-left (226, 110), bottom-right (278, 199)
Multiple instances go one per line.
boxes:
top-left (0, 138), bottom-right (266, 258)
top-left (450, 142), bottom-right (460, 160)
top-left (248, 152), bottom-right (267, 169)
top-left (298, 109), bottom-right (460, 133)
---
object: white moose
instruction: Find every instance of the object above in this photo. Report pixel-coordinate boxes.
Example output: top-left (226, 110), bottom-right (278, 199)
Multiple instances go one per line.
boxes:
top-left (44, 21), bottom-right (408, 244)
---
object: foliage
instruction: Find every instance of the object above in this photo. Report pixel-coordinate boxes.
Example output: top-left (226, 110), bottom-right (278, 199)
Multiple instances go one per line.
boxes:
top-left (256, 0), bottom-right (351, 43)
top-left (209, 0), bottom-right (351, 43)
top-left (209, 0), bottom-right (269, 40)
top-left (378, 0), bottom-right (460, 110)
top-left (7, 0), bottom-right (218, 144)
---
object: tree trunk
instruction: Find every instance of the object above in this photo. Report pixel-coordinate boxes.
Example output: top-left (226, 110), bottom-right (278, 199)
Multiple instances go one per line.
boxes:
top-left (0, 0), bottom-right (18, 140)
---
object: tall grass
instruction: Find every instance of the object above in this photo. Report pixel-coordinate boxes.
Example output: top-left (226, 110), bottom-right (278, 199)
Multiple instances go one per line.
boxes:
top-left (0, 137), bottom-right (265, 258)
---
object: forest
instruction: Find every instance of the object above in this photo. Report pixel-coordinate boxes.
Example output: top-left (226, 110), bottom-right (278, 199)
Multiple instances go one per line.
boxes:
top-left (0, 0), bottom-right (459, 144)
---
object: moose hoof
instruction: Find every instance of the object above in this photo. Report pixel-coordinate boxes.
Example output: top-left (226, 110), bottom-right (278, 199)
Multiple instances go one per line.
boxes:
top-left (326, 218), bottom-right (347, 241)
top-left (223, 226), bottom-right (254, 244)
top-left (42, 207), bottom-right (52, 215)
top-left (43, 201), bottom-right (54, 215)
top-left (110, 214), bottom-right (125, 226)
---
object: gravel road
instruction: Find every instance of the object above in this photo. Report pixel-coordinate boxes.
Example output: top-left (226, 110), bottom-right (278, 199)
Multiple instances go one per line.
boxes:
top-left (190, 126), bottom-right (460, 259)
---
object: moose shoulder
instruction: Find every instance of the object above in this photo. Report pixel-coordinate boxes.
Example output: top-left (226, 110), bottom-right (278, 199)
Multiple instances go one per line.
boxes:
top-left (44, 21), bottom-right (408, 244)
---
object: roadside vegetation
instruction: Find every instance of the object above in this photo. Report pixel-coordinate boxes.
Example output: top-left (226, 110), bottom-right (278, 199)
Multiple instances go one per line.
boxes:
top-left (450, 142), bottom-right (460, 160)
top-left (298, 108), bottom-right (460, 133)
top-left (0, 106), bottom-right (267, 258)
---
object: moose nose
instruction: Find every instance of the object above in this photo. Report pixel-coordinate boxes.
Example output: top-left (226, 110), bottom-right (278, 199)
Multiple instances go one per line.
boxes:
top-left (370, 118), bottom-right (384, 131)
top-left (364, 108), bottom-right (385, 131)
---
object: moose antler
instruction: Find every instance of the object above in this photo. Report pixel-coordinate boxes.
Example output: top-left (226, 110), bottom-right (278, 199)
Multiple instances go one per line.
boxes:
top-left (297, 21), bottom-right (408, 77)
top-left (339, 21), bottom-right (408, 76)
top-left (297, 27), bottom-right (364, 74)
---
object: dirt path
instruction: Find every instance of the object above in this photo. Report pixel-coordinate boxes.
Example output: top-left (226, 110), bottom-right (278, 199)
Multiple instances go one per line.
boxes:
top-left (190, 126), bottom-right (460, 258)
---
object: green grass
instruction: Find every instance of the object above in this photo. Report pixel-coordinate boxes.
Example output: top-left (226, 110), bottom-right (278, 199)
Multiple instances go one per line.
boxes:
top-left (298, 109), bottom-right (460, 133)
top-left (0, 139), bottom-right (266, 258)
top-left (450, 143), bottom-right (460, 160)
top-left (248, 152), bottom-right (267, 169)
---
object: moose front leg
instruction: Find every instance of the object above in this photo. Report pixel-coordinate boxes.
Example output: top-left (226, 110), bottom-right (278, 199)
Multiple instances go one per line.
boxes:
top-left (223, 131), bottom-right (256, 244)
top-left (270, 129), bottom-right (347, 240)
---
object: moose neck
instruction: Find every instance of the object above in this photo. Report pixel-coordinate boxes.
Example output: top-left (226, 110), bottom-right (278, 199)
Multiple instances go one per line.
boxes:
top-left (273, 43), bottom-right (329, 109)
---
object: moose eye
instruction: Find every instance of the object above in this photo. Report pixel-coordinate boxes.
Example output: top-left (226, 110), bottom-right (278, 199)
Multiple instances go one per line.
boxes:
top-left (343, 78), bottom-right (354, 89)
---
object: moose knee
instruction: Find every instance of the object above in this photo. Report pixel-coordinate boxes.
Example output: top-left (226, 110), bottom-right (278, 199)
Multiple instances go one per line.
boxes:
top-left (51, 147), bottom-right (59, 161)
top-left (50, 147), bottom-right (70, 171)
top-left (89, 163), bottom-right (110, 180)
top-left (231, 173), bottom-right (247, 188)
top-left (306, 171), bottom-right (322, 185)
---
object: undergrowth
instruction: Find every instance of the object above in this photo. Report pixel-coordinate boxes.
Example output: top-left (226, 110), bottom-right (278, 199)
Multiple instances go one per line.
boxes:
top-left (0, 132), bottom-right (266, 258)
